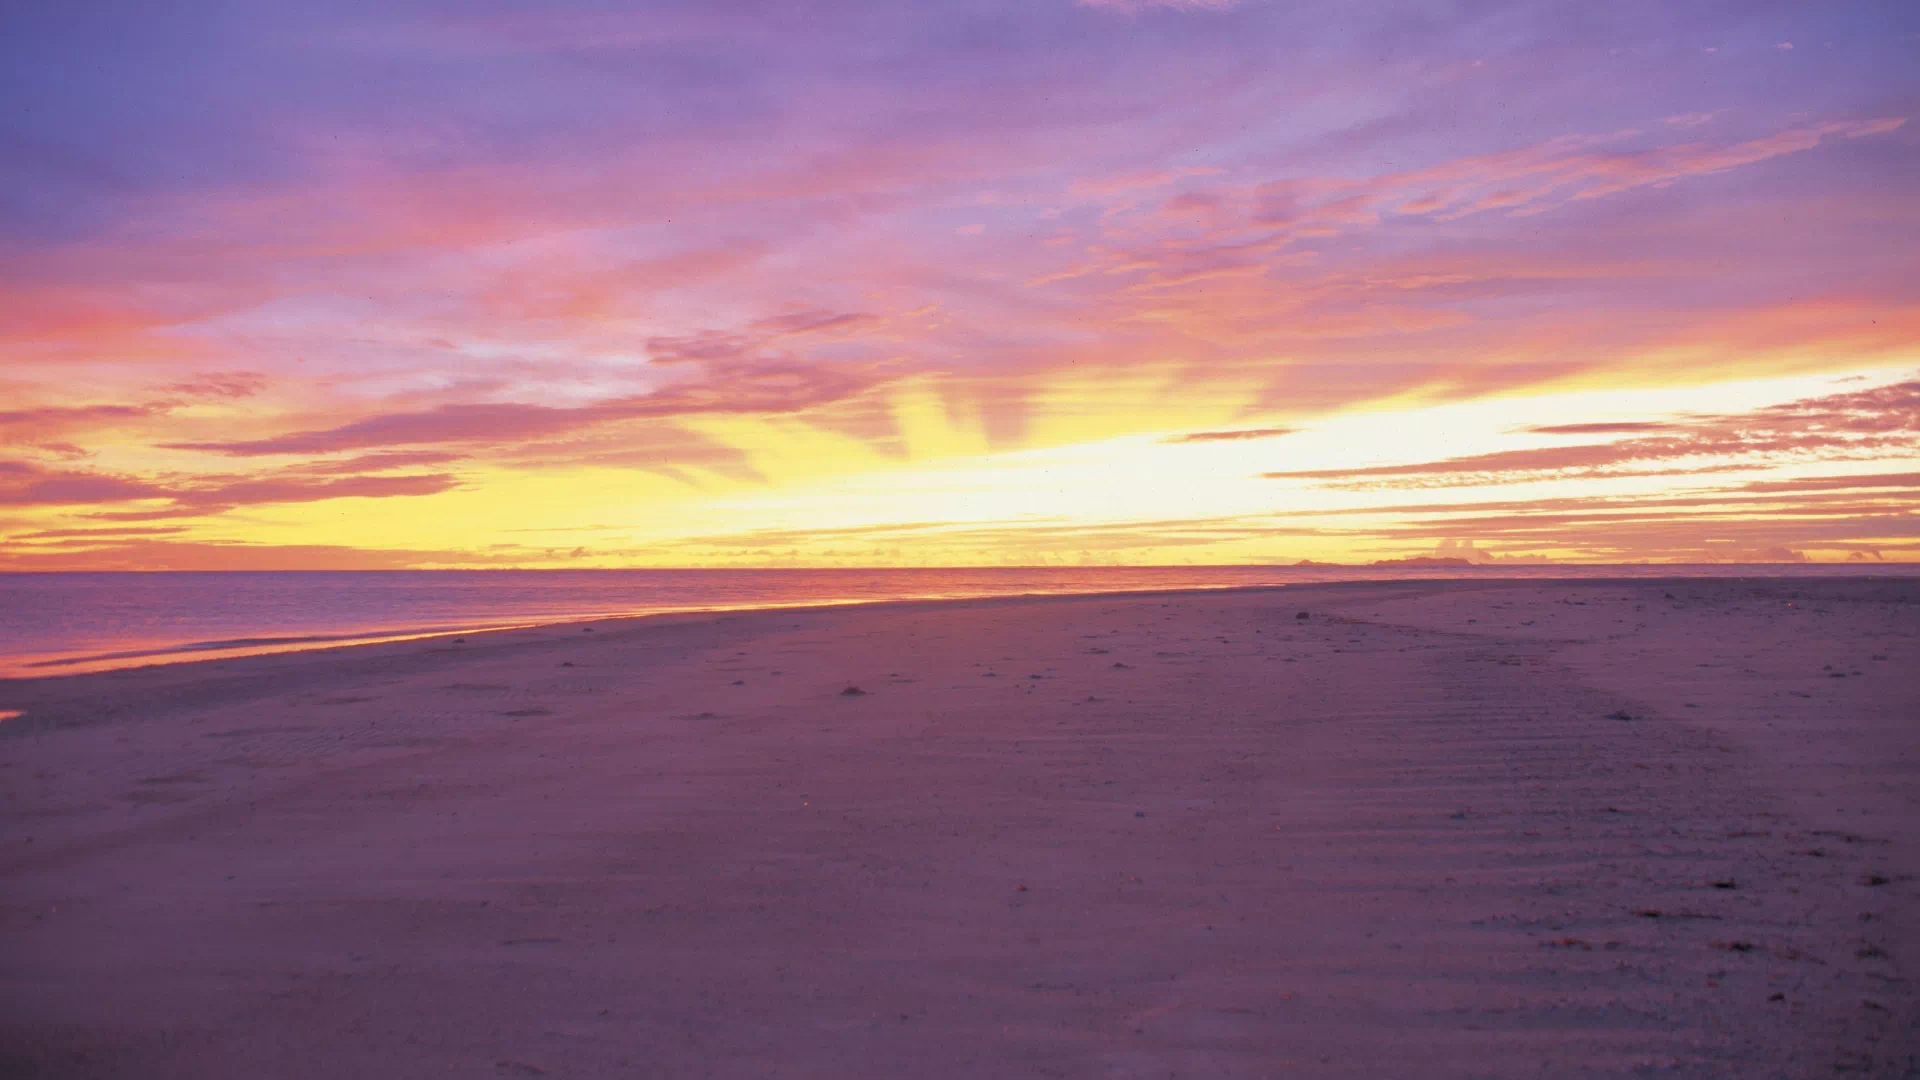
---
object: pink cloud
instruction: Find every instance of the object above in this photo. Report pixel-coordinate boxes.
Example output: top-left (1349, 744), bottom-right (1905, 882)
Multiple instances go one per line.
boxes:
top-left (0, 404), bottom-right (160, 439)
top-left (0, 458), bottom-right (462, 517)
top-left (156, 372), bottom-right (269, 400)
top-left (1265, 378), bottom-right (1920, 488)
top-left (1521, 422), bottom-right (1675, 435)
top-left (0, 463), bottom-right (167, 506)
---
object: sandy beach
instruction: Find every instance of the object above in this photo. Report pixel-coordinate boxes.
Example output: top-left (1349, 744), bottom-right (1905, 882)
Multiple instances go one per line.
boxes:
top-left (2, 578), bottom-right (1916, 1079)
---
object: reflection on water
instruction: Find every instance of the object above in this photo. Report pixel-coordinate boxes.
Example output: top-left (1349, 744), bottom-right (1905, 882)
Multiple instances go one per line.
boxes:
top-left (3, 565), bottom-right (1914, 678)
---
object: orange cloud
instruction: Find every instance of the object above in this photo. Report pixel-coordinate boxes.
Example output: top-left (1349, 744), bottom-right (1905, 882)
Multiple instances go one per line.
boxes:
top-left (1163, 427), bottom-right (1295, 443)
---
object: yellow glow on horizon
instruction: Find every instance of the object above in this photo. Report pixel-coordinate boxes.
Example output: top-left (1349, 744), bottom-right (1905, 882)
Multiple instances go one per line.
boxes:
top-left (6, 362), bottom-right (1915, 568)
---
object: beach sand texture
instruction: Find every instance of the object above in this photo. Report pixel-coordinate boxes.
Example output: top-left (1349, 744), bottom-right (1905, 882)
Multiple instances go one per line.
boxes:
top-left (2, 578), bottom-right (1916, 1078)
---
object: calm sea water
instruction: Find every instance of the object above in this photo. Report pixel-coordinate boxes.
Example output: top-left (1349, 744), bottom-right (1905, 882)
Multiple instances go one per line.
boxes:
top-left (2, 565), bottom-right (1912, 678)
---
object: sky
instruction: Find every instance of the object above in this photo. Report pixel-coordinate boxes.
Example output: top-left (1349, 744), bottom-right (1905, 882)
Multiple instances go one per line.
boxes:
top-left (2, 0), bottom-right (1917, 569)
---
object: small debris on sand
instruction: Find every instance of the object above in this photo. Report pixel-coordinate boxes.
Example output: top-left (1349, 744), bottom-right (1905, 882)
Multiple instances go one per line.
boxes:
top-left (1295, 611), bottom-right (1310, 620)
top-left (1606, 710), bottom-right (1635, 721)
top-left (840, 685), bottom-right (868, 697)
top-left (1634, 908), bottom-right (1723, 921)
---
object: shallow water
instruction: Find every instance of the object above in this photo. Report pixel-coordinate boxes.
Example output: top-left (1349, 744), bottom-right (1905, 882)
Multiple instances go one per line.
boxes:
top-left (3, 564), bottom-right (1913, 677)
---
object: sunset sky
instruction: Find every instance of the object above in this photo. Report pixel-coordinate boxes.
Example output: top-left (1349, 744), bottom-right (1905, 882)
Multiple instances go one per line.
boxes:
top-left (3, 1), bottom-right (1917, 568)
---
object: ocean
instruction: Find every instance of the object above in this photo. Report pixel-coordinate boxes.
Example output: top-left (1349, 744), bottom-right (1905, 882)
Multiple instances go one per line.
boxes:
top-left (3, 564), bottom-right (1913, 678)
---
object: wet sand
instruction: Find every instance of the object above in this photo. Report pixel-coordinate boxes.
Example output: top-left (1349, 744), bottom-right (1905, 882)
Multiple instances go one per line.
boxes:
top-left (2, 578), bottom-right (1916, 1078)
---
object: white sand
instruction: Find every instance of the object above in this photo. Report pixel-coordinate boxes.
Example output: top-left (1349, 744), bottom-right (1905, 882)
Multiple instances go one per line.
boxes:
top-left (2, 578), bottom-right (1915, 1078)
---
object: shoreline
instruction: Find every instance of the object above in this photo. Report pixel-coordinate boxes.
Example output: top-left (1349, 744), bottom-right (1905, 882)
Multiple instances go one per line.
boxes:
top-left (3, 582), bottom-right (1297, 682)
top-left (4, 577), bottom-right (1916, 1076)
top-left (8, 570), bottom-right (1919, 686)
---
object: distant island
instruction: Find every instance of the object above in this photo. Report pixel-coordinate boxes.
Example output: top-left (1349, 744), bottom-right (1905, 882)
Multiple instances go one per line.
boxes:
top-left (1292, 557), bottom-right (1480, 568)
top-left (1369, 556), bottom-right (1479, 567)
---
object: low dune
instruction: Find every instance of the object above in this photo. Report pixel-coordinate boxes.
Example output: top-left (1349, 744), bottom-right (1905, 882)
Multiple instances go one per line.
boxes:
top-left (2, 579), bottom-right (1915, 1078)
